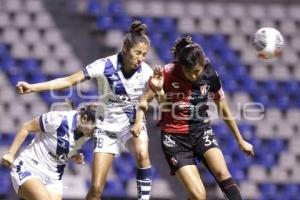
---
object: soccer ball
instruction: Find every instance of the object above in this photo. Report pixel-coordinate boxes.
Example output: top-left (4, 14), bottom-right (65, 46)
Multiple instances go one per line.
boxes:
top-left (252, 27), bottom-right (284, 59)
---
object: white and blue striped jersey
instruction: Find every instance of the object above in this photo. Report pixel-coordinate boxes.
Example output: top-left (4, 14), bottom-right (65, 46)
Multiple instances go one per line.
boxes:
top-left (16, 110), bottom-right (89, 180)
top-left (83, 53), bottom-right (153, 133)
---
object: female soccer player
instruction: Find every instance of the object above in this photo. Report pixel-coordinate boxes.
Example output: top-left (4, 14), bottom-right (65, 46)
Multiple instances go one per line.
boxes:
top-left (16, 20), bottom-right (153, 200)
top-left (131, 36), bottom-right (254, 200)
top-left (1, 104), bottom-right (97, 200)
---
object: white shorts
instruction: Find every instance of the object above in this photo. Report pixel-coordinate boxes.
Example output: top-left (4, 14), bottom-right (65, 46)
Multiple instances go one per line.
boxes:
top-left (93, 126), bottom-right (148, 155)
top-left (10, 157), bottom-right (63, 195)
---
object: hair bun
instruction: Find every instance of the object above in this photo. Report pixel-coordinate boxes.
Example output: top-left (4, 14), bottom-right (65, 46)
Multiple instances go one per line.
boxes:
top-left (171, 36), bottom-right (193, 57)
top-left (129, 20), bottom-right (148, 35)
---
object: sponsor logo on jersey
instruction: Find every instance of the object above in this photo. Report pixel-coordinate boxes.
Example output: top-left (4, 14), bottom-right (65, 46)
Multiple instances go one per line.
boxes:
top-left (94, 128), bottom-right (117, 139)
top-left (57, 137), bottom-right (67, 148)
top-left (163, 135), bottom-right (177, 148)
top-left (49, 152), bottom-right (68, 164)
top-left (18, 171), bottom-right (31, 181)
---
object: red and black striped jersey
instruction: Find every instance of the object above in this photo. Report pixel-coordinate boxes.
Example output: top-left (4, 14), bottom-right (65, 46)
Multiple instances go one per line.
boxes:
top-left (160, 62), bottom-right (224, 134)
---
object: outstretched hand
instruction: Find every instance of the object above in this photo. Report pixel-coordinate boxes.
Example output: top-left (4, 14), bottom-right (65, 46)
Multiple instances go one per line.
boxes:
top-left (16, 81), bottom-right (33, 94)
top-left (239, 140), bottom-right (255, 157)
top-left (149, 65), bottom-right (164, 92)
top-left (71, 153), bottom-right (85, 164)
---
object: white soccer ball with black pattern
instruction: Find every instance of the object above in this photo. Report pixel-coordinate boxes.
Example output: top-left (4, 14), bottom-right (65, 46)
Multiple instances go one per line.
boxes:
top-left (252, 27), bottom-right (284, 59)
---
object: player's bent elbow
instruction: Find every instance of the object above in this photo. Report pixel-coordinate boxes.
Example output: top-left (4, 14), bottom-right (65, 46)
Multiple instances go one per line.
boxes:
top-left (138, 101), bottom-right (148, 113)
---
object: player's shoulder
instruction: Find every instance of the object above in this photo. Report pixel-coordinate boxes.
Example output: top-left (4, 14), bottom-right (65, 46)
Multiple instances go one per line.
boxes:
top-left (89, 54), bottom-right (118, 67)
top-left (204, 59), bottom-right (219, 79)
top-left (44, 111), bottom-right (67, 120)
top-left (163, 63), bottom-right (175, 74)
top-left (41, 111), bottom-right (66, 128)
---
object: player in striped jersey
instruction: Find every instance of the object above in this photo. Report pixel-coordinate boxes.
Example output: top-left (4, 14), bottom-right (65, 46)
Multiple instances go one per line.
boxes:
top-left (16, 20), bottom-right (153, 200)
top-left (132, 36), bottom-right (254, 200)
top-left (1, 104), bottom-right (97, 200)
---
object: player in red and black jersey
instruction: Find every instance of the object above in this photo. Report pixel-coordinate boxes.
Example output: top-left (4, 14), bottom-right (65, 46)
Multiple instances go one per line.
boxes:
top-left (131, 36), bottom-right (254, 200)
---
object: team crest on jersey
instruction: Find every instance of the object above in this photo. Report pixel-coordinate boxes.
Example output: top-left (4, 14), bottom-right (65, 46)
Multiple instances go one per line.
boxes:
top-left (200, 84), bottom-right (210, 96)
top-left (164, 63), bottom-right (174, 72)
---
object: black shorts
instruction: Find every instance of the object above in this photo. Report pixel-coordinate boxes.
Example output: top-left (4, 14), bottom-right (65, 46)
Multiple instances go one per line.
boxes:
top-left (161, 128), bottom-right (219, 175)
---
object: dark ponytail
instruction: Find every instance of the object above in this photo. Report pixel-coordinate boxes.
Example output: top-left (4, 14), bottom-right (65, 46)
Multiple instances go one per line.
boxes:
top-left (123, 20), bottom-right (150, 50)
top-left (171, 36), bottom-right (206, 69)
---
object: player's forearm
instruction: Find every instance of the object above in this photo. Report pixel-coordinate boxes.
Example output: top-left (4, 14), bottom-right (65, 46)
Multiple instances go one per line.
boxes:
top-left (220, 107), bottom-right (244, 144)
top-left (136, 99), bottom-right (148, 124)
top-left (31, 78), bottom-right (73, 92)
top-left (135, 109), bottom-right (146, 124)
top-left (8, 126), bottom-right (30, 156)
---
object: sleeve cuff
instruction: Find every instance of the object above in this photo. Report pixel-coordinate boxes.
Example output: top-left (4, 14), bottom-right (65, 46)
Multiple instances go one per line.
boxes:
top-left (82, 68), bottom-right (91, 80)
top-left (213, 88), bottom-right (225, 101)
top-left (39, 115), bottom-right (45, 132)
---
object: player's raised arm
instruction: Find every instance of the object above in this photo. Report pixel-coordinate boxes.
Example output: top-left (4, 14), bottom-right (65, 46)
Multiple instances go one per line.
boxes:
top-left (16, 70), bottom-right (86, 94)
top-left (131, 66), bottom-right (164, 137)
top-left (214, 98), bottom-right (254, 157)
top-left (1, 117), bottom-right (41, 168)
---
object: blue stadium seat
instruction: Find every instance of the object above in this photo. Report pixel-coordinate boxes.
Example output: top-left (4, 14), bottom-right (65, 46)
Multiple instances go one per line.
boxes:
top-left (103, 180), bottom-right (126, 197)
top-left (200, 169), bottom-right (215, 184)
top-left (208, 34), bottom-right (227, 48)
top-left (0, 167), bottom-right (10, 197)
top-left (30, 74), bottom-right (47, 84)
top-left (107, 0), bottom-right (125, 17)
top-left (0, 43), bottom-right (9, 57)
top-left (267, 139), bottom-right (286, 154)
top-left (149, 32), bottom-right (164, 49)
top-left (138, 17), bottom-right (155, 30)
top-left (97, 15), bottom-right (114, 30)
top-left (259, 183), bottom-right (277, 199)
top-left (231, 151), bottom-right (252, 170)
top-left (242, 77), bottom-right (258, 93)
top-left (113, 152), bottom-right (136, 182)
top-left (284, 81), bottom-right (299, 95)
top-left (20, 59), bottom-right (40, 72)
top-left (41, 92), bottom-right (56, 104)
top-left (252, 92), bottom-right (271, 108)
top-left (282, 184), bottom-right (300, 199)
top-left (0, 133), bottom-right (15, 146)
top-left (115, 15), bottom-right (132, 32)
top-left (238, 124), bottom-right (255, 141)
top-left (231, 64), bottom-right (248, 79)
top-left (87, 0), bottom-right (103, 16)
top-left (191, 34), bottom-right (207, 48)
top-left (157, 48), bottom-right (172, 63)
top-left (276, 94), bottom-right (291, 109)
top-left (222, 79), bottom-right (239, 92)
top-left (156, 18), bottom-right (176, 33)
top-left (0, 57), bottom-right (16, 72)
top-left (263, 81), bottom-right (279, 94)
top-left (228, 165), bottom-right (246, 182)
